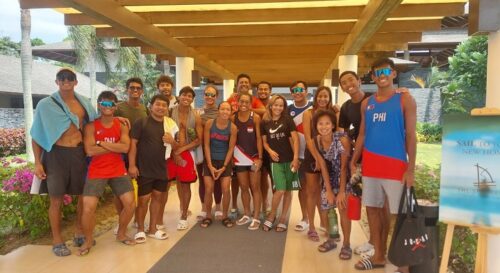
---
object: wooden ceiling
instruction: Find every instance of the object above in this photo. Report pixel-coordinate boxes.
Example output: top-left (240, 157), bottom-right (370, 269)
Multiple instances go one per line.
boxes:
top-left (20, 0), bottom-right (467, 86)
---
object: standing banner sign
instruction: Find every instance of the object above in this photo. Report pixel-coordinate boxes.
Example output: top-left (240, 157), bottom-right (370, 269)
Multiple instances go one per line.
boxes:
top-left (440, 114), bottom-right (500, 227)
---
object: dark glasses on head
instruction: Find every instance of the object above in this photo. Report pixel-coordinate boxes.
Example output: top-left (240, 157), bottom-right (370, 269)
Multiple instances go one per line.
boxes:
top-left (374, 68), bottom-right (392, 77)
top-left (56, 71), bottom-right (76, 82)
top-left (204, 92), bottom-right (216, 98)
top-left (98, 101), bottom-right (116, 108)
top-left (128, 86), bottom-right (142, 91)
top-left (292, 87), bottom-right (305, 93)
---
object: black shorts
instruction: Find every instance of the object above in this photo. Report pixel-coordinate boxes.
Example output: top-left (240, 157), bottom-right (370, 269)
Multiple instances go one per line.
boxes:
top-left (301, 149), bottom-right (320, 174)
top-left (40, 144), bottom-right (87, 196)
top-left (137, 176), bottom-right (169, 196)
top-left (203, 160), bottom-right (232, 178)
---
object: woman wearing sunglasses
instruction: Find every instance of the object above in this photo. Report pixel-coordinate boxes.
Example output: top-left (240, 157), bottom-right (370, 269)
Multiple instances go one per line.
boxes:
top-left (195, 85), bottom-right (223, 221)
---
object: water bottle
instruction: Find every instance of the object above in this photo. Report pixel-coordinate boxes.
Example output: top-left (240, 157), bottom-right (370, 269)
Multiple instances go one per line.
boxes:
top-left (328, 208), bottom-right (340, 240)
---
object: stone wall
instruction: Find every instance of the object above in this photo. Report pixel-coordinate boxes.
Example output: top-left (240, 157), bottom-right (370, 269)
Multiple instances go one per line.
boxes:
top-left (0, 108), bottom-right (25, 128)
top-left (409, 88), bottom-right (441, 124)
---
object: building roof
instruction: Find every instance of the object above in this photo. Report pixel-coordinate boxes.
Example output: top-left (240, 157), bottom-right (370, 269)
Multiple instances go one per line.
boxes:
top-left (32, 41), bottom-right (117, 64)
top-left (0, 54), bottom-right (112, 97)
top-left (20, 0), bottom-right (468, 86)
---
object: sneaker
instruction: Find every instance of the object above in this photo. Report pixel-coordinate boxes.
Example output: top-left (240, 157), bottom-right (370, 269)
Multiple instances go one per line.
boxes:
top-left (354, 242), bottom-right (374, 255)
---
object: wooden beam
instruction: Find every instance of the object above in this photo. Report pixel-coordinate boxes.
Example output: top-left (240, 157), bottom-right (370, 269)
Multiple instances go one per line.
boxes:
top-left (96, 19), bottom-right (441, 38)
top-left (122, 32), bottom-right (418, 49)
top-left (65, 3), bottom-right (464, 26)
top-left (59, 0), bottom-right (234, 79)
top-left (118, 0), bottom-right (340, 4)
top-left (323, 0), bottom-right (402, 79)
top-left (20, 0), bottom-right (63, 8)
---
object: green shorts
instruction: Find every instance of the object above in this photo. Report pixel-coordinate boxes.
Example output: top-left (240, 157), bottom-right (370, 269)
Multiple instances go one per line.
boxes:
top-left (270, 162), bottom-right (300, 191)
top-left (83, 175), bottom-right (133, 197)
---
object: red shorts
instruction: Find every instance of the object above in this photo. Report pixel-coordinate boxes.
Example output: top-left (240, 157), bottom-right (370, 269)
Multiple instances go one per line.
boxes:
top-left (166, 150), bottom-right (198, 183)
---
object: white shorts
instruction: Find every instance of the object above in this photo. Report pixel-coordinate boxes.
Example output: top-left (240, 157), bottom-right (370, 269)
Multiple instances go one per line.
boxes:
top-left (362, 177), bottom-right (404, 214)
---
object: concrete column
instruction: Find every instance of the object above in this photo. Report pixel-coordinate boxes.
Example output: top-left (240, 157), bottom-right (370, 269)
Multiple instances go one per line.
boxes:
top-left (338, 55), bottom-right (358, 105)
top-left (223, 79), bottom-right (235, 100)
top-left (487, 30), bottom-right (500, 273)
top-left (404, 50), bottom-right (410, 60)
top-left (175, 57), bottom-right (194, 96)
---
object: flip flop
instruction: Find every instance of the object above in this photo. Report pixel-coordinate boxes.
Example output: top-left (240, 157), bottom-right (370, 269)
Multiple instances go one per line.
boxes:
top-left (307, 230), bottom-right (320, 242)
top-left (117, 238), bottom-right (136, 246)
top-left (275, 223), bottom-right (287, 232)
top-left (248, 219), bottom-right (261, 230)
top-left (236, 215), bottom-right (252, 226)
top-left (77, 247), bottom-right (91, 257)
top-left (222, 217), bottom-right (234, 228)
top-left (354, 258), bottom-right (385, 270)
top-left (262, 217), bottom-right (275, 232)
top-left (200, 218), bottom-right (213, 228)
top-left (52, 243), bottom-right (71, 257)
top-left (197, 211), bottom-right (207, 222)
top-left (318, 240), bottom-right (337, 253)
top-left (134, 231), bottom-right (147, 244)
top-left (147, 230), bottom-right (169, 240)
top-left (339, 246), bottom-right (353, 260)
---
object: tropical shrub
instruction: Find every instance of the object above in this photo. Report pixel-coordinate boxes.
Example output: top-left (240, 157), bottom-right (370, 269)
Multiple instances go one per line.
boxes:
top-left (416, 122), bottom-right (442, 143)
top-left (0, 128), bottom-right (26, 157)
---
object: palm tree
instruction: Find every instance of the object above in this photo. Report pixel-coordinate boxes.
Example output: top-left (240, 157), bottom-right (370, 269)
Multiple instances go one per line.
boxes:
top-left (20, 8), bottom-right (34, 162)
top-left (68, 25), bottom-right (111, 109)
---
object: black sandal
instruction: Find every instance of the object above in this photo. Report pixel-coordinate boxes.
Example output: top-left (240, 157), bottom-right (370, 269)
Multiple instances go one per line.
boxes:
top-left (200, 218), bottom-right (212, 228)
top-left (222, 217), bottom-right (234, 228)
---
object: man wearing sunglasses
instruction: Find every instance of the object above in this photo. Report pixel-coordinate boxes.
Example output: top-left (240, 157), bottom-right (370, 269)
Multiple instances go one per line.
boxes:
top-left (288, 80), bottom-right (313, 233)
top-left (31, 68), bottom-right (98, 256)
top-left (79, 91), bottom-right (136, 255)
top-left (351, 58), bottom-right (416, 273)
top-left (115, 77), bottom-right (149, 128)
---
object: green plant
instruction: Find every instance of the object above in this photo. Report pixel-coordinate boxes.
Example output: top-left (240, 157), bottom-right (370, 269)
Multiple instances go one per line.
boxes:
top-left (416, 122), bottom-right (442, 143)
top-left (414, 164), bottom-right (440, 202)
top-left (0, 161), bottom-right (77, 238)
top-left (440, 35), bottom-right (488, 114)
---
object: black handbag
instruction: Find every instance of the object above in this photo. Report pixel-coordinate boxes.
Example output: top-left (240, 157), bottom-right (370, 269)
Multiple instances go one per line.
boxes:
top-left (388, 185), bottom-right (431, 267)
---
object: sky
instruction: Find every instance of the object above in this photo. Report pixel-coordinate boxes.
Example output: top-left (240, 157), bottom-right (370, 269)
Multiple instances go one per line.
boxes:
top-left (0, 1), bottom-right (67, 43)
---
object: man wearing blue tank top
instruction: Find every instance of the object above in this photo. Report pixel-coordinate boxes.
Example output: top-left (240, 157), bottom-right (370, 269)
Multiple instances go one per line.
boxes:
top-left (351, 58), bottom-right (417, 273)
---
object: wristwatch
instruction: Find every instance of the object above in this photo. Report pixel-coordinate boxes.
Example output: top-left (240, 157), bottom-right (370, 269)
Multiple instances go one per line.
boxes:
top-left (96, 140), bottom-right (101, 146)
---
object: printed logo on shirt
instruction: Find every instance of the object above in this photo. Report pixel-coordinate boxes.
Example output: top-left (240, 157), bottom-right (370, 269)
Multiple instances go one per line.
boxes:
top-left (269, 124), bottom-right (283, 134)
top-left (367, 104), bottom-right (375, 110)
top-left (290, 110), bottom-right (296, 117)
top-left (247, 125), bottom-right (254, 133)
top-left (372, 112), bottom-right (386, 122)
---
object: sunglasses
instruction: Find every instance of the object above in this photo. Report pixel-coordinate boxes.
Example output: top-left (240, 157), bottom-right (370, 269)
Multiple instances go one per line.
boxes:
top-left (56, 71), bottom-right (76, 82)
top-left (98, 101), bottom-right (116, 108)
top-left (128, 86), bottom-right (142, 91)
top-left (204, 92), bottom-right (216, 98)
top-left (374, 68), bottom-right (392, 77)
top-left (292, 87), bottom-right (305, 93)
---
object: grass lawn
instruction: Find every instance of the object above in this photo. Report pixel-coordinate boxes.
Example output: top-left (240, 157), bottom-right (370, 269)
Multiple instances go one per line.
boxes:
top-left (417, 142), bottom-right (441, 169)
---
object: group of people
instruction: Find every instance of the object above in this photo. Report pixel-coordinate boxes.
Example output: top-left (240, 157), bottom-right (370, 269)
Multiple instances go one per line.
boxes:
top-left (31, 57), bottom-right (416, 273)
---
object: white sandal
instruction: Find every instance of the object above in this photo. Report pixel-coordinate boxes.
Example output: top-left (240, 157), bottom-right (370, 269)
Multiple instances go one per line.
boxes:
top-left (214, 211), bottom-right (223, 220)
top-left (236, 215), bottom-right (252, 226)
top-left (147, 230), bottom-right (169, 240)
top-left (177, 220), bottom-right (189, 230)
top-left (248, 219), bottom-right (261, 230)
top-left (134, 231), bottom-right (147, 244)
top-left (294, 220), bottom-right (309, 232)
